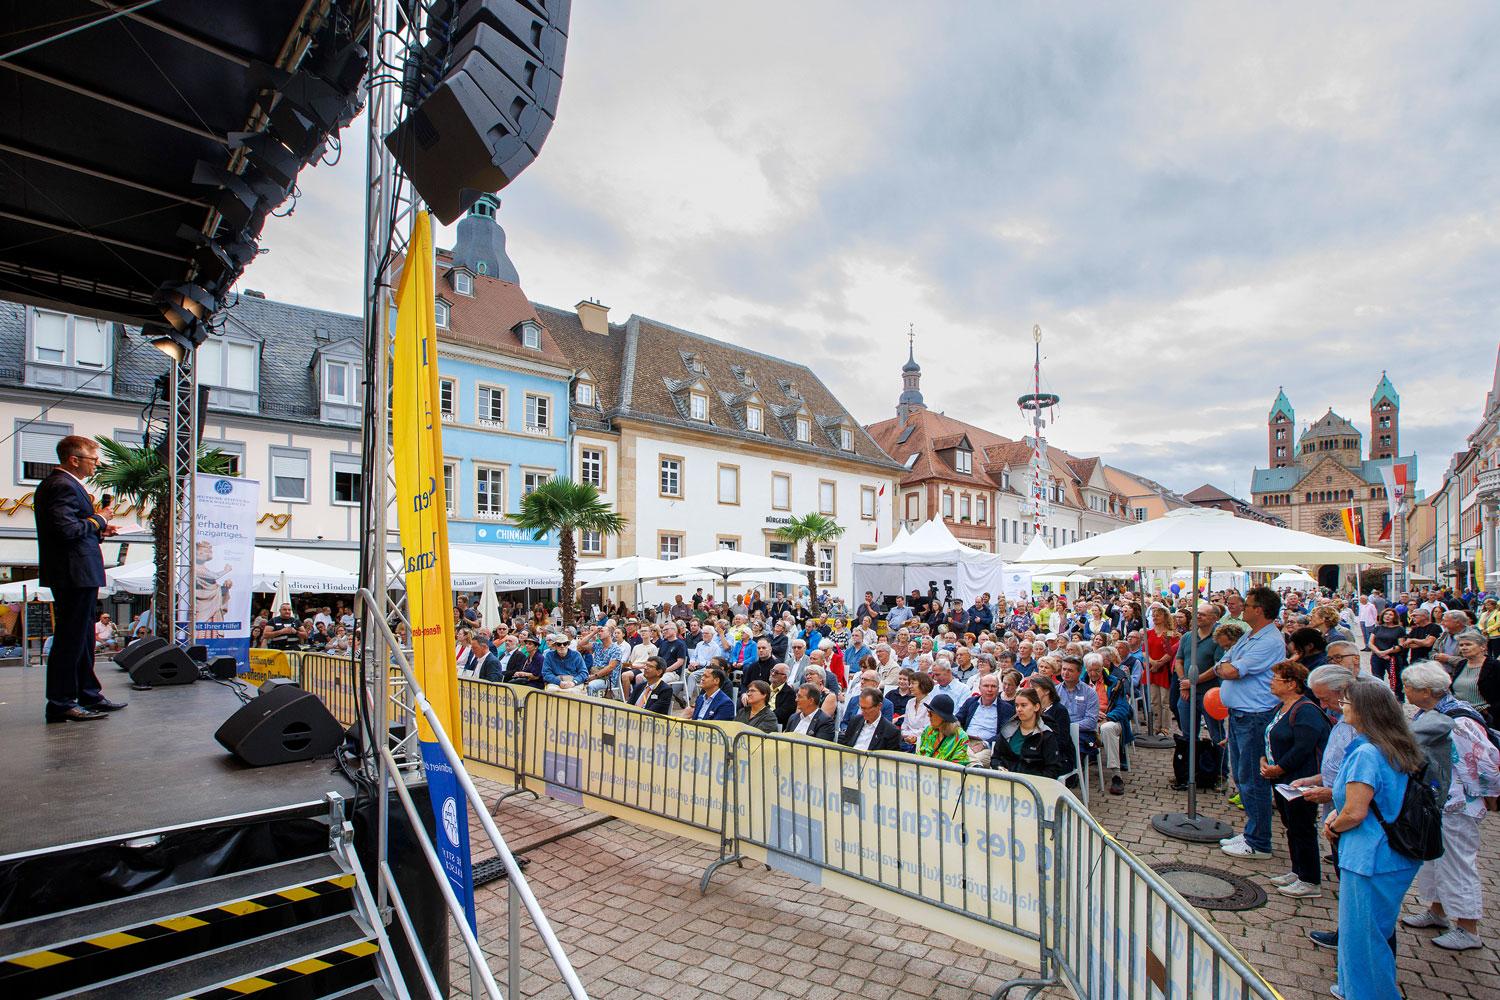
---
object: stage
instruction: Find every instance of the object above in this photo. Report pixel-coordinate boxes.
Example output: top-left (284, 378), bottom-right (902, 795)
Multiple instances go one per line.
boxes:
top-left (0, 663), bottom-right (355, 859)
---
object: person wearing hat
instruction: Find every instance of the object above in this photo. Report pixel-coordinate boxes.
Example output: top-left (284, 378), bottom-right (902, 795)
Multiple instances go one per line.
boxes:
top-left (503, 635), bottom-right (544, 688)
top-left (541, 633), bottom-right (588, 690)
top-left (915, 693), bottom-right (969, 764)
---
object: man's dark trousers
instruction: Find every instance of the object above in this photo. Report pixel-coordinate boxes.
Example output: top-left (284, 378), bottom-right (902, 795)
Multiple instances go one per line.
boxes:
top-left (47, 585), bottom-right (103, 716)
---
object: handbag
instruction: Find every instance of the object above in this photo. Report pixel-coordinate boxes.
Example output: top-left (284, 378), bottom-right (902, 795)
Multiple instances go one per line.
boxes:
top-left (1369, 763), bottom-right (1445, 862)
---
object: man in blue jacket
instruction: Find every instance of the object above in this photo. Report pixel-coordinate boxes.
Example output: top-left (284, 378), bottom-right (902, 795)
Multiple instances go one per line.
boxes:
top-left (541, 633), bottom-right (588, 689)
top-left (36, 435), bottom-right (124, 723)
top-left (956, 673), bottom-right (1014, 767)
top-left (691, 666), bottom-right (734, 721)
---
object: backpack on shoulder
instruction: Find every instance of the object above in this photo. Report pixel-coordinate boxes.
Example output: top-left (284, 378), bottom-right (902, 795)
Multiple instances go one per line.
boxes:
top-left (1370, 763), bottom-right (1445, 862)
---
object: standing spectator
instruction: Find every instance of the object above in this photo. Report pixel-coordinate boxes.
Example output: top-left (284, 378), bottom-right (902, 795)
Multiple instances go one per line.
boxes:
top-left (266, 602), bottom-right (301, 650)
top-left (1476, 597), bottom-right (1500, 656)
top-left (1357, 595), bottom-right (1379, 651)
top-left (1145, 606), bottom-right (1178, 737)
top-left (1400, 662), bottom-right (1500, 951)
top-left (1261, 660), bottom-right (1332, 898)
top-left (1430, 610), bottom-right (1470, 675)
top-left (1369, 607), bottom-right (1407, 694)
top-left (1215, 586), bottom-right (1285, 861)
top-left (35, 434), bottom-right (122, 723)
top-left (1323, 678), bottom-right (1427, 1000)
top-left (915, 694), bottom-right (968, 764)
top-left (1400, 607), bottom-right (1442, 673)
top-left (991, 688), bottom-right (1066, 778)
top-left (1447, 628), bottom-right (1500, 720)
top-left (1176, 602), bottom-right (1226, 744)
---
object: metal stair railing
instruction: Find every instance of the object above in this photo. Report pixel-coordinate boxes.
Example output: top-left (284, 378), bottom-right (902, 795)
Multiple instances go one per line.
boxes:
top-left (359, 588), bottom-right (587, 1000)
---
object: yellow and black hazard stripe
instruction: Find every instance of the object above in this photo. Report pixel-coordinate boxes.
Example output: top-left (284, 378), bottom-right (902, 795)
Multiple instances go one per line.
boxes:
top-left (185, 939), bottom-right (379, 999)
top-left (0, 874), bottom-right (356, 980)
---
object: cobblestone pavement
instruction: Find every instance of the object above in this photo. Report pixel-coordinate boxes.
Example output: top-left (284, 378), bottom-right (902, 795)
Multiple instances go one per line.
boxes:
top-left (448, 725), bottom-right (1499, 1000)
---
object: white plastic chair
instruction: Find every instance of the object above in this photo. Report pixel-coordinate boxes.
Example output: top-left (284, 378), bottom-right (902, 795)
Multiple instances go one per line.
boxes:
top-left (1057, 722), bottom-right (1088, 806)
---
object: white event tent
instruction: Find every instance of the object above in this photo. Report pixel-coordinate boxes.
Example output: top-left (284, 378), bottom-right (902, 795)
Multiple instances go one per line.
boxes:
top-left (851, 518), bottom-right (1008, 604)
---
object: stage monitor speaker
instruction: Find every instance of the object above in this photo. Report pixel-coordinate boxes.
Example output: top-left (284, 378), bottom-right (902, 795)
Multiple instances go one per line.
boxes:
top-left (128, 645), bottom-right (198, 686)
top-left (115, 636), bottom-right (168, 672)
top-left (208, 656), bottom-right (238, 680)
top-left (386, 0), bottom-right (569, 223)
top-left (216, 684), bottom-right (343, 766)
top-left (188, 644), bottom-right (208, 663)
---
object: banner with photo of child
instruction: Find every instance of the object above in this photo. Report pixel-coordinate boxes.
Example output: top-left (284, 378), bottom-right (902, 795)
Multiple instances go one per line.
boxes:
top-left (190, 473), bottom-right (259, 672)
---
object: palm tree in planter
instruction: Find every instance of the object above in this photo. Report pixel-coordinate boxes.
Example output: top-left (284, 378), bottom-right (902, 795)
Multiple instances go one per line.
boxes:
top-left (775, 513), bottom-right (844, 613)
top-left (511, 478), bottom-right (626, 626)
top-left (93, 436), bottom-right (233, 637)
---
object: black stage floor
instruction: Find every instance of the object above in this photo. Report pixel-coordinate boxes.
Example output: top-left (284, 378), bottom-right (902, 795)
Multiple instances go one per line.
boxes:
top-left (0, 664), bottom-right (354, 859)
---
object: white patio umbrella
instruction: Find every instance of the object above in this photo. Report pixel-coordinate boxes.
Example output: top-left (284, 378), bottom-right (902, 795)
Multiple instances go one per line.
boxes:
top-left (107, 548), bottom-right (357, 595)
top-left (479, 574), bottom-right (500, 629)
top-left (1011, 507), bottom-right (1387, 843)
top-left (273, 571), bottom-right (292, 611)
top-left (672, 549), bottom-right (817, 605)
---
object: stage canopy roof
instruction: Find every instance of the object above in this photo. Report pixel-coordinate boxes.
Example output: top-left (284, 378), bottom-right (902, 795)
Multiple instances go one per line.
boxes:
top-left (0, 0), bottom-right (367, 324)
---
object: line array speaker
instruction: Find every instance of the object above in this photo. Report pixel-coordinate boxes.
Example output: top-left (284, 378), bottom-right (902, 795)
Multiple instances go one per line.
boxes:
top-left (386, 0), bottom-right (570, 223)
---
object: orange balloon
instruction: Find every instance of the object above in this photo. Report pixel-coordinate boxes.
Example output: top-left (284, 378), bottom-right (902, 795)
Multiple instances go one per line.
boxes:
top-left (1203, 687), bottom-right (1229, 721)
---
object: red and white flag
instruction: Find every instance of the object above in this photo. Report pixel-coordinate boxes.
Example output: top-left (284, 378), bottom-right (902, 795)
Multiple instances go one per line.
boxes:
top-left (1377, 462), bottom-right (1408, 524)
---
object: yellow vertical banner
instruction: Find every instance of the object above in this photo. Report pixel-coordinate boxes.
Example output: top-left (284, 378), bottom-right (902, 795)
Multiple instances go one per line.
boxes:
top-left (392, 211), bottom-right (474, 924)
top-left (392, 210), bottom-right (460, 749)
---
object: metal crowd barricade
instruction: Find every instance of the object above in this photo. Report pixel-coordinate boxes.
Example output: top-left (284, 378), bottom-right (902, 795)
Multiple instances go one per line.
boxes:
top-left (1042, 794), bottom-right (1282, 1000)
top-left (518, 692), bottom-right (736, 857)
top-left (298, 651), bottom-right (362, 727)
top-left (458, 677), bottom-right (529, 787)
top-left (729, 731), bottom-right (1055, 976)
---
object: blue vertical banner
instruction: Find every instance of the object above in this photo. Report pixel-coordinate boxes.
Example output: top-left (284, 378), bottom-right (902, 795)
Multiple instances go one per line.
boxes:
top-left (191, 473), bottom-right (258, 672)
top-left (392, 211), bottom-right (475, 929)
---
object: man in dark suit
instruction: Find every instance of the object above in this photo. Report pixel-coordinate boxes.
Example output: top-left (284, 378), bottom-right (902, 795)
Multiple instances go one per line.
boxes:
top-left (784, 684), bottom-right (835, 741)
top-left (840, 688), bottom-right (902, 752)
top-left (628, 658), bottom-right (677, 715)
top-left (769, 662), bottom-right (797, 729)
top-left (690, 666), bottom-right (735, 722)
top-left (36, 435), bottom-right (124, 722)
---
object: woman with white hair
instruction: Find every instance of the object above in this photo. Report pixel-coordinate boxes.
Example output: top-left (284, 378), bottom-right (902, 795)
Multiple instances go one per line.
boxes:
top-left (1449, 628), bottom-right (1500, 721)
top-left (1398, 661), bottom-right (1500, 951)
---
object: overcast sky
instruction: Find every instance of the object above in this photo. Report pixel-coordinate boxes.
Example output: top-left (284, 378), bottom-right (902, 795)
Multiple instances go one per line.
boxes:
top-left (249, 3), bottom-right (1500, 497)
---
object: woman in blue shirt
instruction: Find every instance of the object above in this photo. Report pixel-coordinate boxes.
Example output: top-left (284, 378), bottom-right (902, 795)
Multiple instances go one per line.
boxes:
top-left (1324, 677), bottom-right (1427, 1000)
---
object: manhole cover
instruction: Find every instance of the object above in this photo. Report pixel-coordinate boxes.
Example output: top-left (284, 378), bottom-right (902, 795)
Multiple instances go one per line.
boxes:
top-left (1150, 863), bottom-right (1267, 911)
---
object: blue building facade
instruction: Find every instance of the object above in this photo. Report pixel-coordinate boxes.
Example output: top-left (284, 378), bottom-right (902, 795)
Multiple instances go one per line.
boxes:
top-left (434, 197), bottom-right (572, 576)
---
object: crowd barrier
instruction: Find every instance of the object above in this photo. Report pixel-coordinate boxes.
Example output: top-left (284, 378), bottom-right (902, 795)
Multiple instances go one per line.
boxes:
top-left (277, 660), bottom-right (1282, 1000)
top-left (1050, 795), bottom-right (1279, 1000)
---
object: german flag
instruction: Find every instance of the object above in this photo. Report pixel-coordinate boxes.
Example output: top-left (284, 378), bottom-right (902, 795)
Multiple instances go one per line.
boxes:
top-left (1341, 505), bottom-right (1365, 545)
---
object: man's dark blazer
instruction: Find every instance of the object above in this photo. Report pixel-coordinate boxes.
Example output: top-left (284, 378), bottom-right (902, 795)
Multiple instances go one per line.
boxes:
top-left (839, 713), bottom-right (902, 752)
top-left (785, 709), bottom-right (835, 741)
top-left (35, 469), bottom-right (107, 588)
top-left (773, 684), bottom-right (797, 729)
top-left (628, 679), bottom-right (676, 715)
top-left (741, 657), bottom-right (775, 692)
